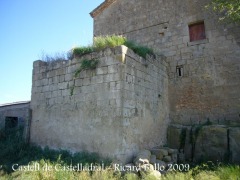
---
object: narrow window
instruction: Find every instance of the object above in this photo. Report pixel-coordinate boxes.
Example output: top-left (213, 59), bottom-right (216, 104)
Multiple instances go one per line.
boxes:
top-left (5, 117), bottom-right (18, 129)
top-left (176, 66), bottom-right (183, 77)
top-left (189, 21), bottom-right (206, 42)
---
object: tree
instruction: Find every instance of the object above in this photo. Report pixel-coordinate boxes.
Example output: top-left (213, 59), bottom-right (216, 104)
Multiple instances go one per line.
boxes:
top-left (206, 0), bottom-right (240, 23)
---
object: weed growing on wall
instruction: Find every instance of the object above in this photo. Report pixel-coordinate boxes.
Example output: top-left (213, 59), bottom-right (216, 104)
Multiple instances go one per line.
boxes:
top-left (40, 51), bottom-right (72, 62)
top-left (93, 35), bottom-right (127, 50)
top-left (70, 58), bottom-right (99, 96)
top-left (71, 35), bottom-right (154, 59)
top-left (74, 58), bottom-right (99, 78)
top-left (124, 41), bottom-right (154, 59)
top-left (72, 46), bottom-right (94, 57)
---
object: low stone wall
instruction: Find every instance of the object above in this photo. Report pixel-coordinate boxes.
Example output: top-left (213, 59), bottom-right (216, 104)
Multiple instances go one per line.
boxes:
top-left (167, 124), bottom-right (240, 164)
top-left (30, 45), bottom-right (169, 163)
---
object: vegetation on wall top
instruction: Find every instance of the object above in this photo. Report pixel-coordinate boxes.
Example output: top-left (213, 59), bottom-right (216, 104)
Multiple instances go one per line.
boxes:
top-left (72, 35), bottom-right (154, 59)
top-left (40, 35), bottom-right (154, 62)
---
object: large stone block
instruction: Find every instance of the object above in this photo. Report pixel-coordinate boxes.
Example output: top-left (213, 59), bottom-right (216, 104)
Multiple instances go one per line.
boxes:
top-left (167, 126), bottom-right (182, 149)
top-left (229, 127), bottom-right (240, 163)
top-left (194, 125), bottom-right (228, 162)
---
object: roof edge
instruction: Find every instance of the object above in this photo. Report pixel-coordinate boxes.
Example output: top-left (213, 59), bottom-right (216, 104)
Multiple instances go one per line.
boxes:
top-left (0, 101), bottom-right (30, 107)
top-left (90, 0), bottom-right (117, 18)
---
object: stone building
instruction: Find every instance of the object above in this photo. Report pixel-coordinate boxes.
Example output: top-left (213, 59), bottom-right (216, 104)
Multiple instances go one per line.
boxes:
top-left (89, 0), bottom-right (240, 163)
top-left (0, 101), bottom-right (31, 140)
top-left (30, 0), bottom-right (240, 163)
top-left (91, 0), bottom-right (240, 126)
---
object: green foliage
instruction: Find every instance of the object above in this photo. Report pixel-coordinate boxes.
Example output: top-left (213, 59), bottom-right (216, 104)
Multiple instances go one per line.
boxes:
top-left (216, 164), bottom-right (240, 179)
top-left (72, 46), bottom-right (94, 57)
top-left (93, 35), bottom-right (127, 50)
top-left (70, 58), bottom-right (99, 96)
top-left (206, 0), bottom-right (240, 23)
top-left (72, 35), bottom-right (154, 59)
top-left (124, 41), bottom-right (154, 59)
top-left (0, 131), bottom-right (239, 180)
top-left (162, 163), bottom-right (240, 180)
top-left (74, 58), bottom-right (99, 78)
top-left (93, 35), bottom-right (155, 59)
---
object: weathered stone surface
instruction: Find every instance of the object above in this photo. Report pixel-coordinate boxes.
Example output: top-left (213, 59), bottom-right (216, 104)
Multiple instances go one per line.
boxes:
top-left (151, 148), bottom-right (168, 160)
top-left (31, 47), bottom-right (169, 164)
top-left (150, 155), bottom-right (156, 164)
top-left (167, 148), bottom-right (178, 155)
top-left (229, 127), bottom-right (240, 163)
top-left (162, 156), bottom-right (171, 162)
top-left (93, 0), bottom-right (240, 126)
top-left (171, 153), bottom-right (178, 163)
top-left (184, 128), bottom-right (193, 161)
top-left (194, 125), bottom-right (228, 162)
top-left (167, 126), bottom-right (182, 149)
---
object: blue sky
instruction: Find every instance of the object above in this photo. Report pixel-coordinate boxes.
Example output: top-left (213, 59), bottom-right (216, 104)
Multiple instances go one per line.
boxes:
top-left (0, 0), bottom-right (103, 104)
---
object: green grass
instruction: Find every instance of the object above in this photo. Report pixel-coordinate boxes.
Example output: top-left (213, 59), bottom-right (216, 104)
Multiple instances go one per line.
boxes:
top-left (72, 35), bottom-right (154, 59)
top-left (39, 36), bottom-right (154, 62)
top-left (1, 128), bottom-right (239, 179)
top-left (93, 35), bottom-right (127, 50)
top-left (124, 41), bottom-right (154, 59)
top-left (72, 46), bottom-right (94, 57)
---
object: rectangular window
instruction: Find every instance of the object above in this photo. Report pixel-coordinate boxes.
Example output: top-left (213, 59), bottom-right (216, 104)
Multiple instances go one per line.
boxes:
top-left (176, 65), bottom-right (183, 77)
top-left (189, 21), bottom-right (206, 42)
top-left (5, 117), bottom-right (18, 129)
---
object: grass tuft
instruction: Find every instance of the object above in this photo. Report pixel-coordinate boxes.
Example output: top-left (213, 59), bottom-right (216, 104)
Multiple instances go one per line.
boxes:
top-left (74, 58), bottom-right (99, 78)
top-left (124, 41), bottom-right (154, 59)
top-left (72, 46), bottom-right (94, 57)
top-left (71, 35), bottom-right (154, 59)
top-left (93, 35), bottom-right (127, 50)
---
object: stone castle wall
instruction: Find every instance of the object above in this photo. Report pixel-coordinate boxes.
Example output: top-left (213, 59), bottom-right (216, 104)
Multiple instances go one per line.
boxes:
top-left (93, 0), bottom-right (240, 126)
top-left (30, 46), bottom-right (169, 163)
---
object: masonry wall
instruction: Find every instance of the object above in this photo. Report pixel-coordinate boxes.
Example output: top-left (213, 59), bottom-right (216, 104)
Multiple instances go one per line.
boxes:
top-left (93, 0), bottom-right (240, 126)
top-left (30, 46), bottom-right (169, 163)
